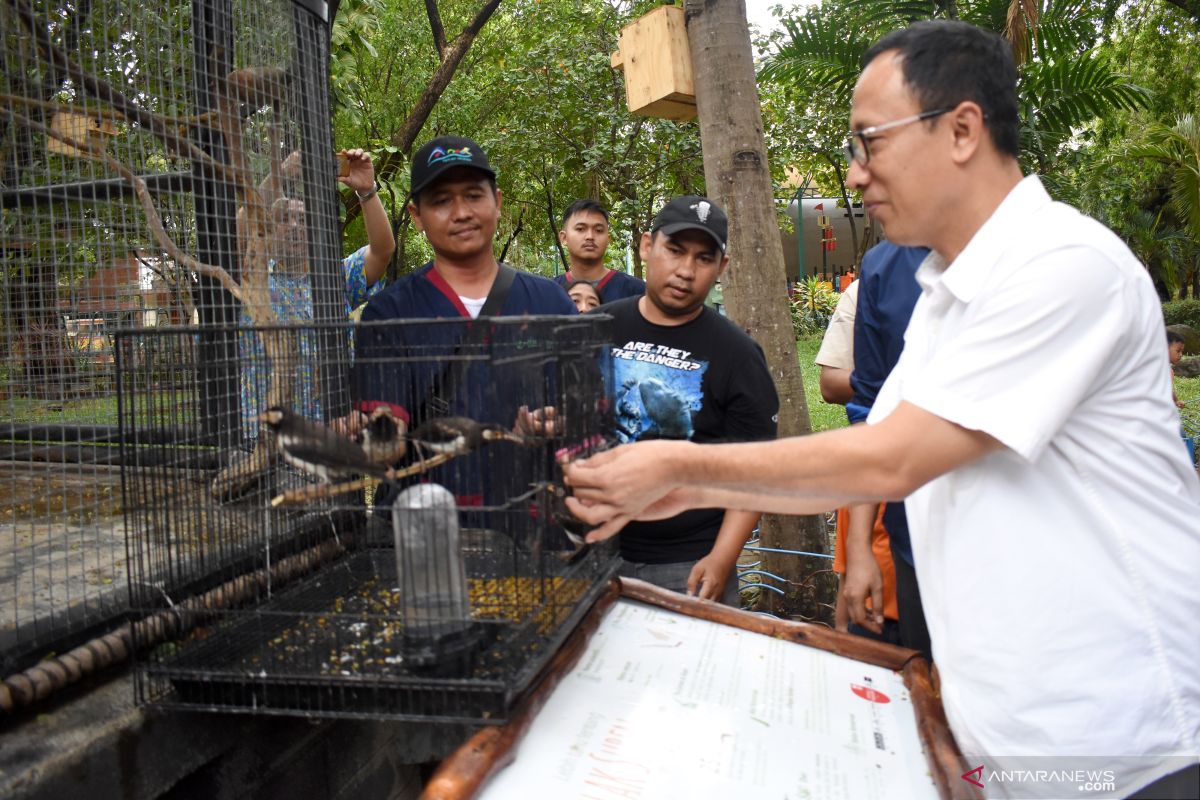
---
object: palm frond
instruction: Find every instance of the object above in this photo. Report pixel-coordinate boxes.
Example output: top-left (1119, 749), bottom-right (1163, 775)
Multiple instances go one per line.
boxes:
top-left (1021, 53), bottom-right (1149, 136)
top-left (1004, 0), bottom-right (1040, 65)
top-left (1127, 116), bottom-right (1200, 239)
top-left (758, 13), bottom-right (878, 106)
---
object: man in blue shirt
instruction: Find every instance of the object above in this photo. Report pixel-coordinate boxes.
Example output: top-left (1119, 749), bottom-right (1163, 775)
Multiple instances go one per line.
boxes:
top-left (355, 135), bottom-right (576, 506)
top-left (553, 199), bottom-right (645, 303)
top-left (843, 240), bottom-right (929, 656)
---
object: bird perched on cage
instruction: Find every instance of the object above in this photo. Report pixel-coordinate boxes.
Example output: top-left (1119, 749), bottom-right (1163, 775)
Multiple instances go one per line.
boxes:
top-left (542, 482), bottom-right (593, 563)
top-left (359, 405), bottom-right (408, 466)
top-left (406, 415), bottom-right (525, 459)
top-left (259, 406), bottom-right (389, 482)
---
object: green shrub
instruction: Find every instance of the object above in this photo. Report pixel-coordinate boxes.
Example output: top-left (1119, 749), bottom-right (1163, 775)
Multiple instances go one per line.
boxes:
top-left (1162, 299), bottom-right (1200, 329)
top-left (790, 276), bottom-right (840, 338)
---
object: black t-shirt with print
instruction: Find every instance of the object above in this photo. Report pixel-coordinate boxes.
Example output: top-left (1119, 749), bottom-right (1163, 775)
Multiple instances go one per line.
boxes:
top-left (597, 296), bottom-right (779, 564)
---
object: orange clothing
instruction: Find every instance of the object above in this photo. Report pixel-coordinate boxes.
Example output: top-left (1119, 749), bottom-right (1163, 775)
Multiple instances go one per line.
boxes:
top-left (833, 504), bottom-right (899, 621)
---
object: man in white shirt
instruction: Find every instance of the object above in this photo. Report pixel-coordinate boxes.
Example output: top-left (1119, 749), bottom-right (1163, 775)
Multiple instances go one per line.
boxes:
top-left (564, 20), bottom-right (1200, 799)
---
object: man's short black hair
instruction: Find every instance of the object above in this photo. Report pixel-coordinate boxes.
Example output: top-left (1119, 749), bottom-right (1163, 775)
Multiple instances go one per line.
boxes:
top-left (863, 20), bottom-right (1020, 159)
top-left (1168, 329), bottom-right (1185, 345)
top-left (561, 199), bottom-right (609, 229)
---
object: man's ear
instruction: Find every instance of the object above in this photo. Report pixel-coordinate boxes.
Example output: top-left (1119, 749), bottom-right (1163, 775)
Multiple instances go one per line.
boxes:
top-left (638, 231), bottom-right (653, 263)
top-left (558, 228), bottom-right (568, 246)
top-left (948, 100), bottom-right (986, 166)
top-left (716, 254), bottom-right (730, 278)
top-left (408, 200), bottom-right (424, 233)
top-left (494, 188), bottom-right (503, 213)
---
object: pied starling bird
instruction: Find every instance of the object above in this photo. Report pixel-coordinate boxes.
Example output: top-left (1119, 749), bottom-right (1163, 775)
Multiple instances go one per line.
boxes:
top-left (359, 405), bottom-right (408, 466)
top-left (259, 407), bottom-right (388, 482)
top-left (407, 416), bottom-right (524, 459)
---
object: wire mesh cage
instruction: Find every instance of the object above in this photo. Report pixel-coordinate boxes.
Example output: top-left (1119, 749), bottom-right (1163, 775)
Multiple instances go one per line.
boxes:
top-left (118, 315), bottom-right (619, 722)
top-left (1, 0), bottom-right (341, 674)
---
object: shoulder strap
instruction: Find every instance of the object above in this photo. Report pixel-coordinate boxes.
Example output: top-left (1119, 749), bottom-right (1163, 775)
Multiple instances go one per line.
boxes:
top-left (417, 264), bottom-right (516, 423)
top-left (480, 263), bottom-right (516, 318)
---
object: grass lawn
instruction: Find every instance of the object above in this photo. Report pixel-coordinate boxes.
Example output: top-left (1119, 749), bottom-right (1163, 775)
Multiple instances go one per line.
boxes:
top-left (795, 334), bottom-right (851, 433)
top-left (0, 392), bottom-right (194, 427)
top-left (1177, 372), bottom-right (1200, 405)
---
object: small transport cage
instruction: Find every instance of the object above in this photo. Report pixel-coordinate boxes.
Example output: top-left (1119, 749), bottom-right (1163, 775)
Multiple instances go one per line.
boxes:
top-left (117, 314), bottom-right (619, 723)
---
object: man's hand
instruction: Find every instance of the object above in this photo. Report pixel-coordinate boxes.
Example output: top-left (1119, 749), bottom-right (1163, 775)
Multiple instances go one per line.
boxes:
top-left (514, 405), bottom-right (557, 439)
top-left (840, 527), bottom-right (888, 633)
top-left (563, 441), bottom-right (694, 542)
top-left (329, 410), bottom-right (368, 438)
top-left (834, 577), bottom-right (850, 632)
top-left (280, 149), bottom-right (302, 180)
top-left (687, 553), bottom-right (733, 601)
top-left (338, 148), bottom-right (377, 196)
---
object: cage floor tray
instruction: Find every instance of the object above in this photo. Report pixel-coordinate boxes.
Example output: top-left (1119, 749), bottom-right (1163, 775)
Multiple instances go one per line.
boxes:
top-left (145, 545), bottom-right (617, 723)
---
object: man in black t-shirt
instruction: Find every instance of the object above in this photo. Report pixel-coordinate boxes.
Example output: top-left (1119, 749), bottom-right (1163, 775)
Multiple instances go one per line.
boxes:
top-left (596, 196), bottom-right (779, 605)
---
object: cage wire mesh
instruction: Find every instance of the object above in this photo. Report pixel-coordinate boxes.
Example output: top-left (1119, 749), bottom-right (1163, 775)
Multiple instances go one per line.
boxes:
top-left (118, 315), bottom-right (618, 722)
top-left (1, 0), bottom-right (342, 675)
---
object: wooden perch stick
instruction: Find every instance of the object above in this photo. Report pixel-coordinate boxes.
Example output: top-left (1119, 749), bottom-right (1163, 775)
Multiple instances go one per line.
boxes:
top-left (269, 454), bottom-right (456, 508)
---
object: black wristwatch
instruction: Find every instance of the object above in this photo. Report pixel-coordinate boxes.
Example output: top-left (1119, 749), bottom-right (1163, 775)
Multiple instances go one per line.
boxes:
top-left (355, 183), bottom-right (378, 202)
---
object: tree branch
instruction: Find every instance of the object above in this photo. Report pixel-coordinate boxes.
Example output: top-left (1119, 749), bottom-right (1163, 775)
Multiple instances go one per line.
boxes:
top-left (425, 0), bottom-right (449, 58)
top-left (498, 206), bottom-right (524, 262)
top-left (346, 0), bottom-right (504, 229)
top-left (541, 164), bottom-right (568, 271)
top-left (9, 0), bottom-right (248, 189)
top-left (389, 0), bottom-right (504, 154)
top-left (13, 111), bottom-right (246, 305)
top-left (0, 92), bottom-right (226, 137)
top-left (1162, 0), bottom-right (1200, 23)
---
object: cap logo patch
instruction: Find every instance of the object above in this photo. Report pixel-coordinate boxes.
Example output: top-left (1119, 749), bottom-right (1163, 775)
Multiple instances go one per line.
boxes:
top-left (691, 200), bottom-right (711, 223)
top-left (427, 146), bottom-right (474, 166)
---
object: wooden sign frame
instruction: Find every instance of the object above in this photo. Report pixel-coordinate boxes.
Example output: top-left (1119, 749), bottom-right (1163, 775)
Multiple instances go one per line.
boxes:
top-left (423, 578), bottom-right (980, 800)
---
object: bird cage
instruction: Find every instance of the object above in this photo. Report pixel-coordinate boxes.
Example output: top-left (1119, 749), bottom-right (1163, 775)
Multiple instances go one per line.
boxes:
top-left (116, 315), bottom-right (620, 722)
top-left (610, 5), bottom-right (697, 121)
top-left (1, 0), bottom-right (343, 679)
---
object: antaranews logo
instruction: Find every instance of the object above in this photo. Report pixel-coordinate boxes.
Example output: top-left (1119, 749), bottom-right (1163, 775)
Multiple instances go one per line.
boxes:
top-left (961, 761), bottom-right (1123, 797)
top-left (961, 764), bottom-right (985, 789)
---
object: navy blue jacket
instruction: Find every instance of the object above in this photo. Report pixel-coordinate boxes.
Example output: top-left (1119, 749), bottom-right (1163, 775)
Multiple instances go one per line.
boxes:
top-left (848, 242), bottom-right (927, 566)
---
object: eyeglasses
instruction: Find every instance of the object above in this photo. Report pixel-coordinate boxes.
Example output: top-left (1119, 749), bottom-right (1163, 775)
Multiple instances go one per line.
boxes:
top-left (844, 108), bottom-right (952, 166)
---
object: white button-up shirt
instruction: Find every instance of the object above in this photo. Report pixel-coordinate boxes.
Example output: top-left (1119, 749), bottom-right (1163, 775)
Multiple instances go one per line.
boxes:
top-left (870, 176), bottom-right (1200, 797)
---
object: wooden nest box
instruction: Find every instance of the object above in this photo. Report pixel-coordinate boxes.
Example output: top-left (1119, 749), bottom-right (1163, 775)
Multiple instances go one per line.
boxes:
top-left (610, 5), bottom-right (696, 122)
top-left (46, 111), bottom-right (119, 158)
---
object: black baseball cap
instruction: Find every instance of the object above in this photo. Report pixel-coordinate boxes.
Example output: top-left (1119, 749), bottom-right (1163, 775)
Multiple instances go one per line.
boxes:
top-left (410, 135), bottom-right (496, 197)
top-left (650, 195), bottom-right (728, 251)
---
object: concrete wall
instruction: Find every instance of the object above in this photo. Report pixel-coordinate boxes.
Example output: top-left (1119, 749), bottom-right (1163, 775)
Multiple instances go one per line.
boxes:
top-left (0, 670), bottom-right (488, 799)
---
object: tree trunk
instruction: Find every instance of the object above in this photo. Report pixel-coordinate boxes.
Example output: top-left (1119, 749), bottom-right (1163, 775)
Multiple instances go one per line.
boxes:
top-left (684, 0), bottom-right (831, 621)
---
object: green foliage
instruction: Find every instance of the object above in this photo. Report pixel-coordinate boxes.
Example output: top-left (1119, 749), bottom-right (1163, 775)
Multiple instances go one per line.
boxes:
top-left (1163, 298), bottom-right (1200, 329)
top-left (1060, 2), bottom-right (1200, 298)
top-left (790, 276), bottom-right (840, 338)
top-left (1128, 115), bottom-right (1200, 240)
top-left (757, 0), bottom-right (1149, 198)
top-left (331, 0), bottom-right (705, 275)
